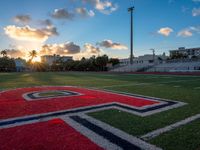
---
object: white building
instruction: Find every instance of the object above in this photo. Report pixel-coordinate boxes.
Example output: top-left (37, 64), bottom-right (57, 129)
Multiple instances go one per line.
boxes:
top-left (14, 58), bottom-right (26, 72)
top-left (170, 47), bottom-right (200, 59)
top-left (120, 54), bottom-right (168, 66)
top-left (41, 55), bottom-right (73, 65)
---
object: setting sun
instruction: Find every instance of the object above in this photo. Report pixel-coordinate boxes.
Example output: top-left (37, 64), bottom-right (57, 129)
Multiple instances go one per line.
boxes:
top-left (32, 56), bottom-right (41, 62)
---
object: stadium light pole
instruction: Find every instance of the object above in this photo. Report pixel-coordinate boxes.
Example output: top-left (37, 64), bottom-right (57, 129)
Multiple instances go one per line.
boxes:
top-left (128, 6), bottom-right (134, 65)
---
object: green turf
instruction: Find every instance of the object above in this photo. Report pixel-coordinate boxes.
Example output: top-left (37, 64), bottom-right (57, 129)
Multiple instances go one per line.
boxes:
top-left (150, 119), bottom-right (200, 150)
top-left (0, 72), bottom-right (200, 150)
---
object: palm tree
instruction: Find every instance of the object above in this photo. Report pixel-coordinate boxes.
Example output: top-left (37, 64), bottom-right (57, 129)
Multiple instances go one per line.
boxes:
top-left (29, 50), bottom-right (37, 62)
top-left (1, 50), bottom-right (7, 57)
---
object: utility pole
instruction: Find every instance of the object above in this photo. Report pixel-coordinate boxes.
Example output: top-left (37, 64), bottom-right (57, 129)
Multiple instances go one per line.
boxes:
top-left (150, 48), bottom-right (155, 64)
top-left (128, 6), bottom-right (134, 65)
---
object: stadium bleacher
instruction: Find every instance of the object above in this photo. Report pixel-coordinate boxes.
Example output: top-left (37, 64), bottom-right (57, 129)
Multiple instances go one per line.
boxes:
top-left (110, 61), bottom-right (200, 72)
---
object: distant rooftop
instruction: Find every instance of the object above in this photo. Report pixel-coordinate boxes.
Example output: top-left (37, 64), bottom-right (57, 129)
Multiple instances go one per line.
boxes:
top-left (170, 47), bottom-right (200, 52)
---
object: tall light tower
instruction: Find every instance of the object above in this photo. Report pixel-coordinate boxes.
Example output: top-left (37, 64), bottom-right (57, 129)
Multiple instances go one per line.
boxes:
top-left (128, 6), bottom-right (134, 65)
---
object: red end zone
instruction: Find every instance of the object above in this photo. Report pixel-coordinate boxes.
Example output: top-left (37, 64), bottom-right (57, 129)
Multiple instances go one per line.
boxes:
top-left (0, 86), bottom-right (159, 120)
top-left (0, 118), bottom-right (103, 150)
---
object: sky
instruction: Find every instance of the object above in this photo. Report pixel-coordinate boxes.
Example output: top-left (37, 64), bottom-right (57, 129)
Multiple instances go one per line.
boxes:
top-left (0, 0), bottom-right (200, 60)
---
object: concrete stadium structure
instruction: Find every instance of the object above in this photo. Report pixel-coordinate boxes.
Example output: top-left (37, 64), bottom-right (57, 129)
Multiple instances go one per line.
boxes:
top-left (111, 59), bottom-right (200, 72)
top-left (111, 47), bottom-right (200, 72)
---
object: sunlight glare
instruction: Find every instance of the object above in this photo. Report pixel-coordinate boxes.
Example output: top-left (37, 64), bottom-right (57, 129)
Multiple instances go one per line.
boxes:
top-left (32, 56), bottom-right (41, 62)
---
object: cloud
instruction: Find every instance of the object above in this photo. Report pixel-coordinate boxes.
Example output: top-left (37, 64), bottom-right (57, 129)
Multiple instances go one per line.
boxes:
top-left (82, 0), bottom-right (118, 14)
top-left (177, 26), bottom-right (200, 37)
top-left (51, 8), bottom-right (74, 20)
top-left (181, 6), bottom-right (189, 13)
top-left (76, 8), bottom-right (95, 17)
top-left (42, 26), bottom-right (59, 36)
top-left (40, 42), bottom-right (81, 55)
top-left (190, 26), bottom-right (200, 33)
top-left (4, 25), bottom-right (58, 42)
top-left (5, 42), bottom-right (104, 60)
top-left (192, 8), bottom-right (200, 16)
top-left (73, 43), bottom-right (103, 59)
top-left (84, 43), bottom-right (101, 53)
top-left (193, 0), bottom-right (200, 2)
top-left (157, 27), bottom-right (173, 36)
top-left (97, 40), bottom-right (128, 50)
top-left (51, 7), bottom-right (95, 20)
top-left (177, 29), bottom-right (193, 37)
top-left (40, 42), bottom-right (103, 60)
top-left (4, 49), bottom-right (26, 58)
top-left (13, 15), bottom-right (31, 24)
top-left (39, 19), bottom-right (53, 27)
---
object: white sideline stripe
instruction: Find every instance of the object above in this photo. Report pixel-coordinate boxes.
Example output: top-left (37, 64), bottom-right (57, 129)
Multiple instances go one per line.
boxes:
top-left (141, 113), bottom-right (200, 141)
top-left (79, 114), bottom-right (162, 150)
top-left (62, 116), bottom-right (122, 150)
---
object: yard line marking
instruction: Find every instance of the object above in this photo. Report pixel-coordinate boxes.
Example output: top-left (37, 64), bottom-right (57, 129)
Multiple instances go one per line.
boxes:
top-left (173, 85), bottom-right (181, 88)
top-left (100, 83), bottom-right (151, 88)
top-left (141, 113), bottom-right (200, 141)
top-left (161, 77), bottom-right (173, 79)
top-left (125, 74), bottom-right (200, 78)
top-left (160, 79), bottom-right (200, 84)
top-left (99, 79), bottom-right (200, 88)
top-left (146, 77), bottom-right (160, 79)
top-left (194, 87), bottom-right (200, 90)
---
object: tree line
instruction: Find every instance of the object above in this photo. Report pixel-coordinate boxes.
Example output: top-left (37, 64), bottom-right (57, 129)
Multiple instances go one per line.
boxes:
top-left (50, 55), bottom-right (119, 72)
top-left (0, 50), bottom-right (119, 72)
top-left (0, 50), bottom-right (16, 72)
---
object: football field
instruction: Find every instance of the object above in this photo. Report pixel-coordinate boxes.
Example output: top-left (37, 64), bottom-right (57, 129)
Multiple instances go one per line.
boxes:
top-left (0, 72), bottom-right (200, 150)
